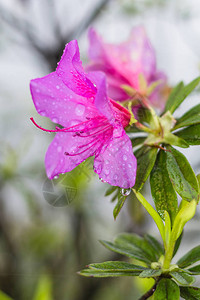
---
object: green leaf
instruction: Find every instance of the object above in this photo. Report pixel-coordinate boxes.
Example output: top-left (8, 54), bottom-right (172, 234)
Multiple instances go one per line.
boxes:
top-left (131, 136), bottom-right (146, 147)
top-left (113, 194), bottom-right (126, 219)
top-left (174, 104), bottom-right (200, 129)
top-left (165, 77), bottom-right (200, 114)
top-left (88, 261), bottom-right (146, 272)
top-left (134, 146), bottom-right (158, 191)
top-left (188, 264), bottom-right (200, 275)
top-left (150, 150), bottom-right (178, 223)
top-left (180, 286), bottom-right (200, 300)
top-left (144, 234), bottom-right (164, 259)
top-left (139, 268), bottom-right (162, 278)
top-left (166, 146), bottom-right (199, 201)
top-left (0, 290), bottom-right (14, 300)
top-left (164, 81), bottom-right (184, 113)
top-left (115, 233), bottom-right (157, 262)
top-left (32, 274), bottom-right (52, 300)
top-left (133, 190), bottom-right (165, 242)
top-left (105, 185), bottom-right (118, 196)
top-left (175, 124), bottom-right (200, 145)
top-left (170, 271), bottom-right (195, 286)
top-left (154, 278), bottom-right (180, 300)
top-left (177, 245), bottom-right (200, 268)
top-left (171, 200), bottom-right (196, 242)
top-left (100, 240), bottom-right (152, 265)
top-left (79, 269), bottom-right (141, 277)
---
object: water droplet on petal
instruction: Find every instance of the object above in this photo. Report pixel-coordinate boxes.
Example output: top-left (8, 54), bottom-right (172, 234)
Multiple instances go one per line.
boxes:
top-left (53, 175), bottom-right (59, 179)
top-left (123, 155), bottom-right (127, 161)
top-left (56, 85), bottom-right (60, 89)
top-left (105, 169), bottom-right (110, 175)
top-left (113, 174), bottom-right (118, 180)
top-left (40, 111), bottom-right (46, 116)
top-left (75, 104), bottom-right (85, 116)
top-left (128, 163), bottom-right (132, 168)
top-left (52, 117), bottom-right (58, 123)
top-left (57, 146), bottom-right (62, 153)
top-left (121, 188), bottom-right (131, 196)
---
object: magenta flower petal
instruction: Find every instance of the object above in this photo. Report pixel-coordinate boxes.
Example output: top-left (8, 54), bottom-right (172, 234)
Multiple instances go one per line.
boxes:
top-left (87, 27), bottom-right (168, 108)
top-left (94, 132), bottom-right (137, 188)
top-left (45, 129), bottom-right (103, 179)
top-left (30, 39), bottom-right (137, 188)
top-left (88, 71), bottom-right (114, 123)
top-left (56, 40), bottom-right (96, 98)
top-left (30, 72), bottom-right (95, 127)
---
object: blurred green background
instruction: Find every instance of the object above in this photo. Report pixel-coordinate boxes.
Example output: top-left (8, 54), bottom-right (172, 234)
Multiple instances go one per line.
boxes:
top-left (0, 0), bottom-right (200, 299)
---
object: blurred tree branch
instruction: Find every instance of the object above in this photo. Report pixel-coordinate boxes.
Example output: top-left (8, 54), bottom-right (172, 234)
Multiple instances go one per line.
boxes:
top-left (0, 0), bottom-right (111, 70)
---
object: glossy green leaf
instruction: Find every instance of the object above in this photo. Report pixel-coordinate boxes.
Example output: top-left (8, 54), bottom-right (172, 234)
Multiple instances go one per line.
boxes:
top-left (165, 77), bottom-right (200, 114)
top-left (177, 245), bottom-right (200, 268)
top-left (197, 174), bottom-right (200, 188)
top-left (134, 146), bottom-right (158, 191)
top-left (133, 190), bottom-right (165, 242)
top-left (139, 268), bottom-right (162, 278)
top-left (79, 269), bottom-right (142, 277)
top-left (164, 132), bottom-right (189, 148)
top-left (188, 264), bottom-right (200, 275)
top-left (113, 194), bottom-right (126, 219)
top-left (32, 274), bottom-right (52, 300)
top-left (100, 240), bottom-right (151, 265)
top-left (170, 271), bottom-right (195, 286)
top-left (144, 234), bottom-right (164, 259)
top-left (180, 286), bottom-right (200, 300)
top-left (164, 81), bottom-right (184, 113)
top-left (115, 233), bottom-right (157, 262)
top-left (105, 185), bottom-right (118, 196)
top-left (88, 261), bottom-right (146, 272)
top-left (154, 278), bottom-right (180, 300)
top-left (174, 104), bottom-right (200, 129)
top-left (131, 136), bottom-right (146, 147)
top-left (166, 146), bottom-right (199, 201)
top-left (171, 200), bottom-right (196, 242)
top-left (0, 291), bottom-right (13, 300)
top-left (150, 150), bottom-right (178, 223)
top-left (175, 124), bottom-right (200, 145)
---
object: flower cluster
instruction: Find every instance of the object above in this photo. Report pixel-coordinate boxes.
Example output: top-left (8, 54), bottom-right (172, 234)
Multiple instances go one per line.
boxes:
top-left (30, 26), bottom-right (167, 188)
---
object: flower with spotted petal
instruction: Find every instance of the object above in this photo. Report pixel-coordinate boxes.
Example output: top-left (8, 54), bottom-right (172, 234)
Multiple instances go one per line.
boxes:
top-left (30, 40), bottom-right (137, 188)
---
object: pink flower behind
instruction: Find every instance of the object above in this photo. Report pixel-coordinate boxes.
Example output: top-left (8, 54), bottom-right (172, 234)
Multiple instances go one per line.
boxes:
top-left (87, 26), bottom-right (167, 110)
top-left (30, 40), bottom-right (137, 188)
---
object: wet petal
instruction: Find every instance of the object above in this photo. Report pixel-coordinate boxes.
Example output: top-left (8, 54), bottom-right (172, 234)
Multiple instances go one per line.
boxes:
top-left (56, 40), bottom-right (96, 98)
top-left (45, 131), bottom-right (102, 179)
top-left (94, 132), bottom-right (137, 188)
top-left (88, 27), bottom-right (156, 89)
top-left (88, 71), bottom-right (114, 123)
top-left (30, 72), bottom-right (98, 127)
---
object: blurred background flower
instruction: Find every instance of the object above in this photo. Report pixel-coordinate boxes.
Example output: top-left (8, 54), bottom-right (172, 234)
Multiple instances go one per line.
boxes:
top-left (0, 0), bottom-right (200, 299)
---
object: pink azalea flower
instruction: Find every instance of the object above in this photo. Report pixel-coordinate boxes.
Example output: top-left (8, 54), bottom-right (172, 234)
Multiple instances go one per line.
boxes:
top-left (87, 26), bottom-right (167, 110)
top-left (30, 40), bottom-right (137, 188)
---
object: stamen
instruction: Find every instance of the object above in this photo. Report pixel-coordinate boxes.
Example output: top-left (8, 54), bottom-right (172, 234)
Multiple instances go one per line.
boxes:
top-left (64, 139), bottom-right (100, 157)
top-left (30, 117), bottom-right (102, 134)
top-left (30, 117), bottom-right (59, 132)
top-left (78, 125), bottom-right (112, 138)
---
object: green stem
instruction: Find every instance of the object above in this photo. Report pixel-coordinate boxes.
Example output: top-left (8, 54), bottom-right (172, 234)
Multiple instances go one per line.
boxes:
top-left (162, 241), bottom-right (176, 270)
top-left (135, 122), bottom-right (155, 134)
